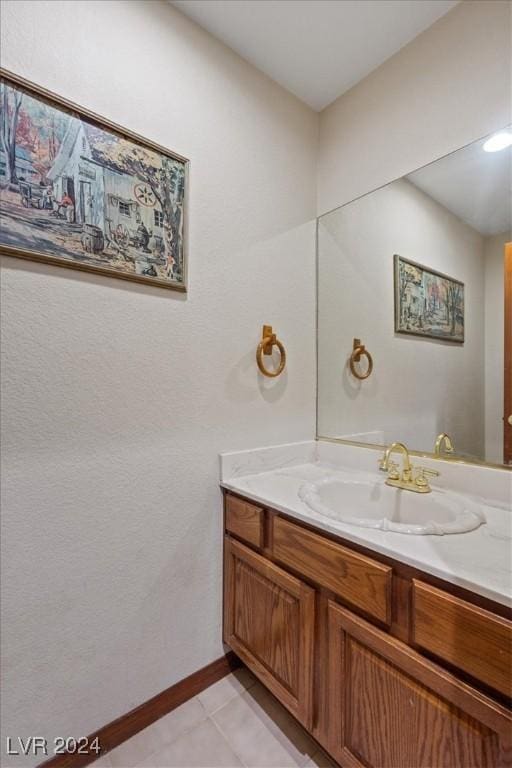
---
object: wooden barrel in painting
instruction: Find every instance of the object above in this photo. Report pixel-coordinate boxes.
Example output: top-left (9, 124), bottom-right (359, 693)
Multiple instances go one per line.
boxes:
top-left (81, 224), bottom-right (105, 254)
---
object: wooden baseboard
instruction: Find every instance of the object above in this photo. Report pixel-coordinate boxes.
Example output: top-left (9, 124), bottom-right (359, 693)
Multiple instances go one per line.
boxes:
top-left (39, 651), bottom-right (241, 768)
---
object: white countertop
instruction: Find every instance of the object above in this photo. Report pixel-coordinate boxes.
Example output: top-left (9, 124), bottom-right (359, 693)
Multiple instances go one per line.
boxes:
top-left (220, 441), bottom-right (512, 608)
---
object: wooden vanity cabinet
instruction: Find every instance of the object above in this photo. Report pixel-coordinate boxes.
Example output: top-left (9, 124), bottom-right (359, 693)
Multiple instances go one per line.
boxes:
top-left (223, 492), bottom-right (512, 767)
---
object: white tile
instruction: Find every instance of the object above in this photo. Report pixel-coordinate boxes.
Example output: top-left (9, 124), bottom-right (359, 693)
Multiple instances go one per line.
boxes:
top-left (212, 683), bottom-right (317, 767)
top-left (108, 671), bottom-right (254, 767)
top-left (244, 683), bottom-right (317, 760)
top-left (108, 721), bottom-right (166, 768)
top-left (152, 697), bottom-right (207, 746)
top-left (91, 755), bottom-right (113, 768)
top-left (109, 696), bottom-right (207, 767)
top-left (137, 719), bottom-right (242, 768)
top-left (197, 668), bottom-right (256, 715)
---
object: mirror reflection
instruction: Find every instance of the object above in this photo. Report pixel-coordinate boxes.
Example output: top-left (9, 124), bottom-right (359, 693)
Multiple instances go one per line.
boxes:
top-left (317, 128), bottom-right (512, 466)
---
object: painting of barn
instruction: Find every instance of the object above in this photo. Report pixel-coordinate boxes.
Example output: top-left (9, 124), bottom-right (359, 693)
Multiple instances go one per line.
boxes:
top-left (0, 73), bottom-right (187, 290)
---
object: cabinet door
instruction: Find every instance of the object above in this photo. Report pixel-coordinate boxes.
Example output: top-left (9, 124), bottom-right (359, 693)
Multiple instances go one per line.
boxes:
top-left (328, 601), bottom-right (512, 768)
top-left (224, 536), bottom-right (315, 728)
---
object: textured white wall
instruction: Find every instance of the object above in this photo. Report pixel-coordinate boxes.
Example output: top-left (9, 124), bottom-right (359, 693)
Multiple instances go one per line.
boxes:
top-left (2, 0), bottom-right (511, 760)
top-left (317, 179), bottom-right (485, 458)
top-left (317, 0), bottom-right (512, 215)
top-left (0, 1), bottom-right (317, 763)
top-left (484, 232), bottom-right (509, 463)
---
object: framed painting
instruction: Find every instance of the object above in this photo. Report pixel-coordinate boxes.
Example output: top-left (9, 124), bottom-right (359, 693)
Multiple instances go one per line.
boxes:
top-left (0, 69), bottom-right (188, 291)
top-left (394, 254), bottom-right (464, 342)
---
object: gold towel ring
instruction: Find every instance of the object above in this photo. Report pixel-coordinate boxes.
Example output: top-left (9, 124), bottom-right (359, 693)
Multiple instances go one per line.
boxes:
top-left (349, 338), bottom-right (373, 380)
top-left (256, 325), bottom-right (286, 378)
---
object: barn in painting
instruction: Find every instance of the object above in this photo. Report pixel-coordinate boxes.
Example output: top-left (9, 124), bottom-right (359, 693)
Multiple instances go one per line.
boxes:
top-left (46, 121), bottom-right (166, 261)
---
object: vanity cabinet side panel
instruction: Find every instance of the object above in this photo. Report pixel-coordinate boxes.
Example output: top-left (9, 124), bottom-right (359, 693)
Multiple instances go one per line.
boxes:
top-left (328, 601), bottom-right (512, 768)
top-left (412, 580), bottom-right (512, 699)
top-left (223, 536), bottom-right (315, 728)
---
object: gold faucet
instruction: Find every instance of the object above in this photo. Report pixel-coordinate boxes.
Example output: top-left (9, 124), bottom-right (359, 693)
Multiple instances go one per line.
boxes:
top-left (379, 442), bottom-right (412, 478)
top-left (379, 442), bottom-right (439, 493)
top-left (434, 432), bottom-right (454, 456)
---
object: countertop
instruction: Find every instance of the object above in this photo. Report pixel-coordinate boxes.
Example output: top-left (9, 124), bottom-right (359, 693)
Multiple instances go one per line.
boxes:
top-left (220, 444), bottom-right (512, 608)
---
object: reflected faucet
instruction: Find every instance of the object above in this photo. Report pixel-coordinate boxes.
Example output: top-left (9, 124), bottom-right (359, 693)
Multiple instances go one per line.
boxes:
top-left (379, 441), bottom-right (439, 494)
top-left (434, 432), bottom-right (454, 456)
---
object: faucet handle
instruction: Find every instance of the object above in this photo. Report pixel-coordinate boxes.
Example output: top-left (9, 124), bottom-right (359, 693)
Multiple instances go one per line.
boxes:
top-left (414, 466), bottom-right (440, 490)
top-left (420, 467), bottom-right (440, 477)
top-left (387, 460), bottom-right (400, 480)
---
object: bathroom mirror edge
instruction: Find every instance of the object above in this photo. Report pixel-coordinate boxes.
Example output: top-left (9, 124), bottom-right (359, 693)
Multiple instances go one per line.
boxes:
top-left (315, 436), bottom-right (512, 472)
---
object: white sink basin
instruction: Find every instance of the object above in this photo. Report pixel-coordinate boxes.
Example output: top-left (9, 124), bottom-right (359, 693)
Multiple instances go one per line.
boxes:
top-left (298, 476), bottom-right (485, 535)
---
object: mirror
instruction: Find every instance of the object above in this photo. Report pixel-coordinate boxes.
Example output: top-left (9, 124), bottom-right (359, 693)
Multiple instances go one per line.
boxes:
top-left (317, 128), bottom-right (512, 467)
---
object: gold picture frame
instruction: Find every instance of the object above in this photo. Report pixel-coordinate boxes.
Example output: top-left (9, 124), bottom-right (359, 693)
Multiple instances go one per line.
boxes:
top-left (0, 69), bottom-right (189, 291)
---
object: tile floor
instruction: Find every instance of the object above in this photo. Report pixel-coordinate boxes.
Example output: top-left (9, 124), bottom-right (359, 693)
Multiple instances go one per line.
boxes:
top-left (95, 668), bottom-right (335, 768)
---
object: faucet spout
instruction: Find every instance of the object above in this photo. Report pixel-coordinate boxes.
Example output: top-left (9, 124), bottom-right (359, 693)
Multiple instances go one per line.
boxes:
top-left (380, 442), bottom-right (411, 473)
top-left (434, 432), bottom-right (454, 455)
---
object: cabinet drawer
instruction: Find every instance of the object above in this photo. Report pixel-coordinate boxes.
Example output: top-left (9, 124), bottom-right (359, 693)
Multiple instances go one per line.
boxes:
top-left (225, 494), bottom-right (264, 549)
top-left (412, 580), bottom-right (512, 697)
top-left (273, 516), bottom-right (392, 624)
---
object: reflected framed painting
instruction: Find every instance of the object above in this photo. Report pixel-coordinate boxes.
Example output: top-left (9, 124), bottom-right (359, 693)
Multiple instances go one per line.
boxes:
top-left (0, 69), bottom-right (188, 291)
top-left (394, 255), bottom-right (464, 342)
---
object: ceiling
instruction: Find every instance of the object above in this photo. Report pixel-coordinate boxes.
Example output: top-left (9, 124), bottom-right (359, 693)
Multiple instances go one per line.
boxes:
top-left (170, 0), bottom-right (459, 111)
top-left (407, 132), bottom-right (512, 237)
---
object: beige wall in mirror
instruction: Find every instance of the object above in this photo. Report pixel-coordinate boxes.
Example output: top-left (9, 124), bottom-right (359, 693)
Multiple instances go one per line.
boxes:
top-left (317, 130), bottom-right (512, 467)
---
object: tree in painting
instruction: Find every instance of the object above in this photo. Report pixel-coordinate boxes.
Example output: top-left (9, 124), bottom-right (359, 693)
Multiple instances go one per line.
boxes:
top-left (444, 281), bottom-right (463, 336)
top-left (1, 81), bottom-right (69, 191)
top-left (0, 82), bottom-right (23, 185)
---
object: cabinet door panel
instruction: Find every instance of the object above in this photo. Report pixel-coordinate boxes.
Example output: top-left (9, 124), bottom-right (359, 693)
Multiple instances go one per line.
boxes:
top-left (328, 601), bottom-right (512, 768)
top-left (224, 537), bottom-right (315, 727)
top-left (234, 558), bottom-right (299, 692)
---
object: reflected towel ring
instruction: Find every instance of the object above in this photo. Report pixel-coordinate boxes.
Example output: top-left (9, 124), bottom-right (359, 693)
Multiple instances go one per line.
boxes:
top-left (256, 325), bottom-right (286, 378)
top-left (349, 338), bottom-right (373, 380)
